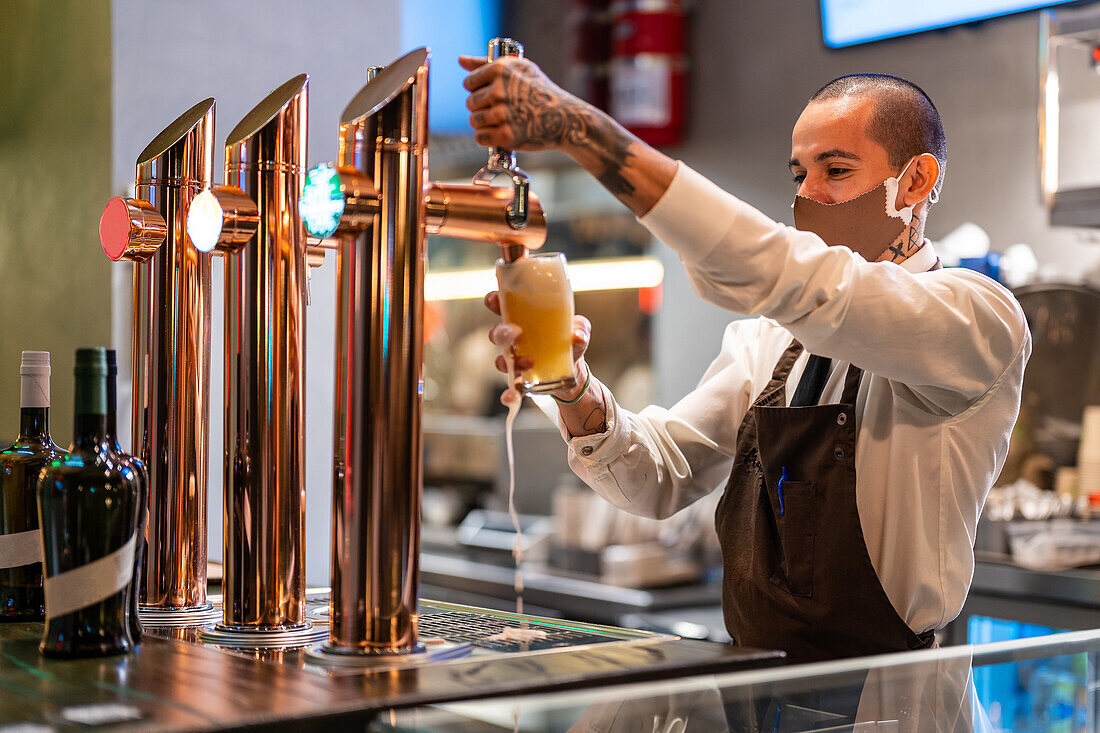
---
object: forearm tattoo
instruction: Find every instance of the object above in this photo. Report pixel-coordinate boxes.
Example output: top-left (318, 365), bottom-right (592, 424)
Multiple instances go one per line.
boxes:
top-left (581, 400), bottom-right (608, 434)
top-left (502, 66), bottom-right (637, 199)
top-left (563, 381), bottom-right (607, 436)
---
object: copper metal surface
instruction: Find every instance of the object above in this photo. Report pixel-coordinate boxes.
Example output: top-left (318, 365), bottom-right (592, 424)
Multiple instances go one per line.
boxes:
top-left (99, 197), bottom-right (168, 262)
top-left (424, 183), bottom-right (545, 248)
top-left (328, 48), bottom-right (430, 655)
top-left (214, 75), bottom-right (311, 632)
top-left (305, 246), bottom-right (327, 269)
top-left (305, 236), bottom-right (341, 268)
top-left (197, 185), bottom-right (260, 254)
top-left (316, 44), bottom-right (553, 657)
top-left (324, 166), bottom-right (382, 235)
top-left (117, 98), bottom-right (216, 612)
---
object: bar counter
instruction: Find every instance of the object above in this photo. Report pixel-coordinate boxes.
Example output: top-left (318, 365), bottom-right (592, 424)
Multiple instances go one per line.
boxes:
top-left (375, 628), bottom-right (1100, 731)
top-left (944, 554), bottom-right (1100, 643)
top-left (424, 548), bottom-right (1100, 645)
top-left (0, 593), bottom-right (781, 732)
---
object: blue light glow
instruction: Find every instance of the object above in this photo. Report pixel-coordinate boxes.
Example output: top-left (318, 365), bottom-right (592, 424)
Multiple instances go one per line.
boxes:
top-left (821, 0), bottom-right (1079, 48)
top-left (400, 0), bottom-right (502, 133)
top-left (299, 164), bottom-right (345, 238)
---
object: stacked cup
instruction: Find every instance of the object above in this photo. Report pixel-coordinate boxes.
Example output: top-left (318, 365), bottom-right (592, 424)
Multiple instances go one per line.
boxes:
top-left (1077, 406), bottom-right (1100, 499)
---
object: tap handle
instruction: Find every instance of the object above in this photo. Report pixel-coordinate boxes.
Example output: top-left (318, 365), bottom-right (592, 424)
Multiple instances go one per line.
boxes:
top-left (473, 37), bottom-right (530, 230)
top-left (186, 186), bottom-right (259, 256)
top-left (100, 197), bottom-right (167, 262)
top-left (485, 37), bottom-right (523, 171)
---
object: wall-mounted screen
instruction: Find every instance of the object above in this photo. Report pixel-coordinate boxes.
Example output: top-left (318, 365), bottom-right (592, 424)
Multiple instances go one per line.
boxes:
top-left (400, 0), bottom-right (502, 133)
top-left (821, 0), bottom-right (1080, 48)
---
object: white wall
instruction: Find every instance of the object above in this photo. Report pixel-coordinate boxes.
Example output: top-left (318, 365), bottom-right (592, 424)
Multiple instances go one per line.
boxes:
top-left (110, 0), bottom-right (401, 584)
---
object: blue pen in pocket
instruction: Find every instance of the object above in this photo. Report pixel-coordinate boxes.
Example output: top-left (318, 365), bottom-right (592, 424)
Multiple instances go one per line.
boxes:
top-left (778, 466), bottom-right (788, 516)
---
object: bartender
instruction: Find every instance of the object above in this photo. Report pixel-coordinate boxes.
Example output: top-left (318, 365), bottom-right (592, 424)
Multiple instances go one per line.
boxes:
top-left (463, 57), bottom-right (1030, 661)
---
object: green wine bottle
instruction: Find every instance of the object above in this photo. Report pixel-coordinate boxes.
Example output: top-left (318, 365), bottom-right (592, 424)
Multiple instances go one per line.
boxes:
top-left (105, 349), bottom-right (148, 642)
top-left (0, 351), bottom-right (67, 620)
top-left (38, 348), bottom-right (140, 657)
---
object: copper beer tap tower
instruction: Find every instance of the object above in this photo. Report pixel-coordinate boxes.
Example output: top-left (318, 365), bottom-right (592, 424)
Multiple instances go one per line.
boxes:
top-left (301, 41), bottom-right (544, 661)
top-left (186, 75), bottom-right (327, 646)
top-left (97, 40), bottom-right (542, 650)
top-left (98, 100), bottom-right (219, 626)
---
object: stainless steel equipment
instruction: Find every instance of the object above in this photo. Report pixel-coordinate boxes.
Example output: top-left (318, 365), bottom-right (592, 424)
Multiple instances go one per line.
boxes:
top-left (1040, 3), bottom-right (1100, 226)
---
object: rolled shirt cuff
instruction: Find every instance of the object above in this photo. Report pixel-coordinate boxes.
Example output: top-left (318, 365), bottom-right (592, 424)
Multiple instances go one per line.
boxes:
top-left (557, 376), bottom-right (631, 467)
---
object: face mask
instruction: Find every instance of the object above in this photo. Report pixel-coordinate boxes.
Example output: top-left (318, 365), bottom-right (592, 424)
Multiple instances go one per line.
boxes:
top-left (792, 156), bottom-right (937, 261)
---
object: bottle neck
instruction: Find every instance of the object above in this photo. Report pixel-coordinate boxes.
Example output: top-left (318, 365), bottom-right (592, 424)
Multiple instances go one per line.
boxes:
top-left (72, 413), bottom-right (108, 450)
top-left (105, 368), bottom-right (120, 451)
top-left (18, 407), bottom-right (50, 441)
top-left (19, 367), bottom-right (51, 441)
top-left (73, 368), bottom-right (108, 451)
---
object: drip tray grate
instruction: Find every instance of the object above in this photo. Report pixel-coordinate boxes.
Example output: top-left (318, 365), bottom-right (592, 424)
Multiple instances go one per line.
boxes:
top-left (417, 609), bottom-right (618, 653)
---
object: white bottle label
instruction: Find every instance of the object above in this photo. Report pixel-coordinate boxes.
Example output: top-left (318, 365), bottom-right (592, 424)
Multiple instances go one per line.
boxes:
top-left (20, 375), bottom-right (49, 408)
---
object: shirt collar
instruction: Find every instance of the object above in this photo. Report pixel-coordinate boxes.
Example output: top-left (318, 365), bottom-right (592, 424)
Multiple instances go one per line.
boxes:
top-left (900, 239), bottom-right (939, 274)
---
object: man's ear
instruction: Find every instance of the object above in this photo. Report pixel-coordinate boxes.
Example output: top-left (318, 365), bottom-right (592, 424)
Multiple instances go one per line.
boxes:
top-left (905, 153), bottom-right (940, 207)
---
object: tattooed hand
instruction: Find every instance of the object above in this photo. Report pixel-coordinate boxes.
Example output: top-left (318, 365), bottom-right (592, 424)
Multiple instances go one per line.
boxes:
top-left (484, 290), bottom-right (607, 436)
top-left (459, 55), bottom-right (677, 216)
top-left (460, 55), bottom-right (583, 151)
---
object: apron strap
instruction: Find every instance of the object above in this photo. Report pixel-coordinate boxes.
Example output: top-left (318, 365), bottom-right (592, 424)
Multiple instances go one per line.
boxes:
top-left (826, 255), bottom-right (939, 407)
top-left (754, 340), bottom-right (804, 407)
top-left (773, 340), bottom-right (804, 381)
top-left (789, 257), bottom-right (938, 408)
top-left (791, 354), bottom-right (832, 407)
top-left (788, 355), bottom-right (863, 408)
top-left (764, 339), bottom-right (866, 408)
top-left (840, 362), bottom-right (863, 405)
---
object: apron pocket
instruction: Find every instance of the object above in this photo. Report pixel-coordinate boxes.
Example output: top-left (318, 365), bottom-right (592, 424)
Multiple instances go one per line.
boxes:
top-left (768, 480), bottom-right (816, 597)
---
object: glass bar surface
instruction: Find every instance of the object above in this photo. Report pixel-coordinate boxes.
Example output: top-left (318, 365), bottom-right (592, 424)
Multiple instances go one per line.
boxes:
top-left (376, 629), bottom-right (1100, 731)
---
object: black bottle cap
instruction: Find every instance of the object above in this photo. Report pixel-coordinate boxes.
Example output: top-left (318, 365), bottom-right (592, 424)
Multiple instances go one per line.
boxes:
top-left (74, 348), bottom-right (108, 416)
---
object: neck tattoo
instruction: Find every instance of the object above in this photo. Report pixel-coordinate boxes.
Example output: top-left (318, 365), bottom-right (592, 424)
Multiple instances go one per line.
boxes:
top-left (886, 211), bottom-right (924, 264)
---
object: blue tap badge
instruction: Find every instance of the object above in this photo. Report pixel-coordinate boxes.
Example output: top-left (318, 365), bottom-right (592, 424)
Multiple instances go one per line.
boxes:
top-left (300, 163), bottom-right (345, 238)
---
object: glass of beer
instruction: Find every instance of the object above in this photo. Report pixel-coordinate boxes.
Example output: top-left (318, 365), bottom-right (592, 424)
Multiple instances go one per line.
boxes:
top-left (495, 252), bottom-right (577, 394)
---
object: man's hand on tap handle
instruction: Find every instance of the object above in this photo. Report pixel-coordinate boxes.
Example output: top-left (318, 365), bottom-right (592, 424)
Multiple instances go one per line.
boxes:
top-left (460, 55), bottom-right (678, 218)
top-left (484, 291), bottom-right (608, 438)
top-left (460, 55), bottom-right (569, 153)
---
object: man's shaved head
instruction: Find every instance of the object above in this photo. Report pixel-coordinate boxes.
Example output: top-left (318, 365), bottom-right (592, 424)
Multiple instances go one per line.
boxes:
top-left (810, 74), bottom-right (946, 196)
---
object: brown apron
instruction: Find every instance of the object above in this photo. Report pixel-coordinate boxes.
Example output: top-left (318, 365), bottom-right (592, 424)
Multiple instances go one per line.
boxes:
top-left (715, 339), bottom-right (935, 662)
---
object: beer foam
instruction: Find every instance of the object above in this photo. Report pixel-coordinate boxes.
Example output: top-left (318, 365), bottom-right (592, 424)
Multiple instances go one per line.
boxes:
top-left (501, 354), bottom-right (524, 615)
top-left (484, 627), bottom-right (549, 643)
top-left (496, 256), bottom-right (569, 296)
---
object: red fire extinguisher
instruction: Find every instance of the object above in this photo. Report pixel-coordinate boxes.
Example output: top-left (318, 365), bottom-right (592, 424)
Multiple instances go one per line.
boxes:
top-left (567, 0), bottom-right (613, 111)
top-left (609, 0), bottom-right (687, 147)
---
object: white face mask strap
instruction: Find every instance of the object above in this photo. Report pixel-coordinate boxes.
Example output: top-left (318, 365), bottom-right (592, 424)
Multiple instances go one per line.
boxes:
top-left (884, 156), bottom-right (924, 226)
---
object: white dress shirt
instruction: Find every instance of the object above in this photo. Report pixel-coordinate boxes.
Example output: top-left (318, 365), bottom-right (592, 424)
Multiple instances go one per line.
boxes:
top-left (564, 162), bottom-right (1031, 635)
